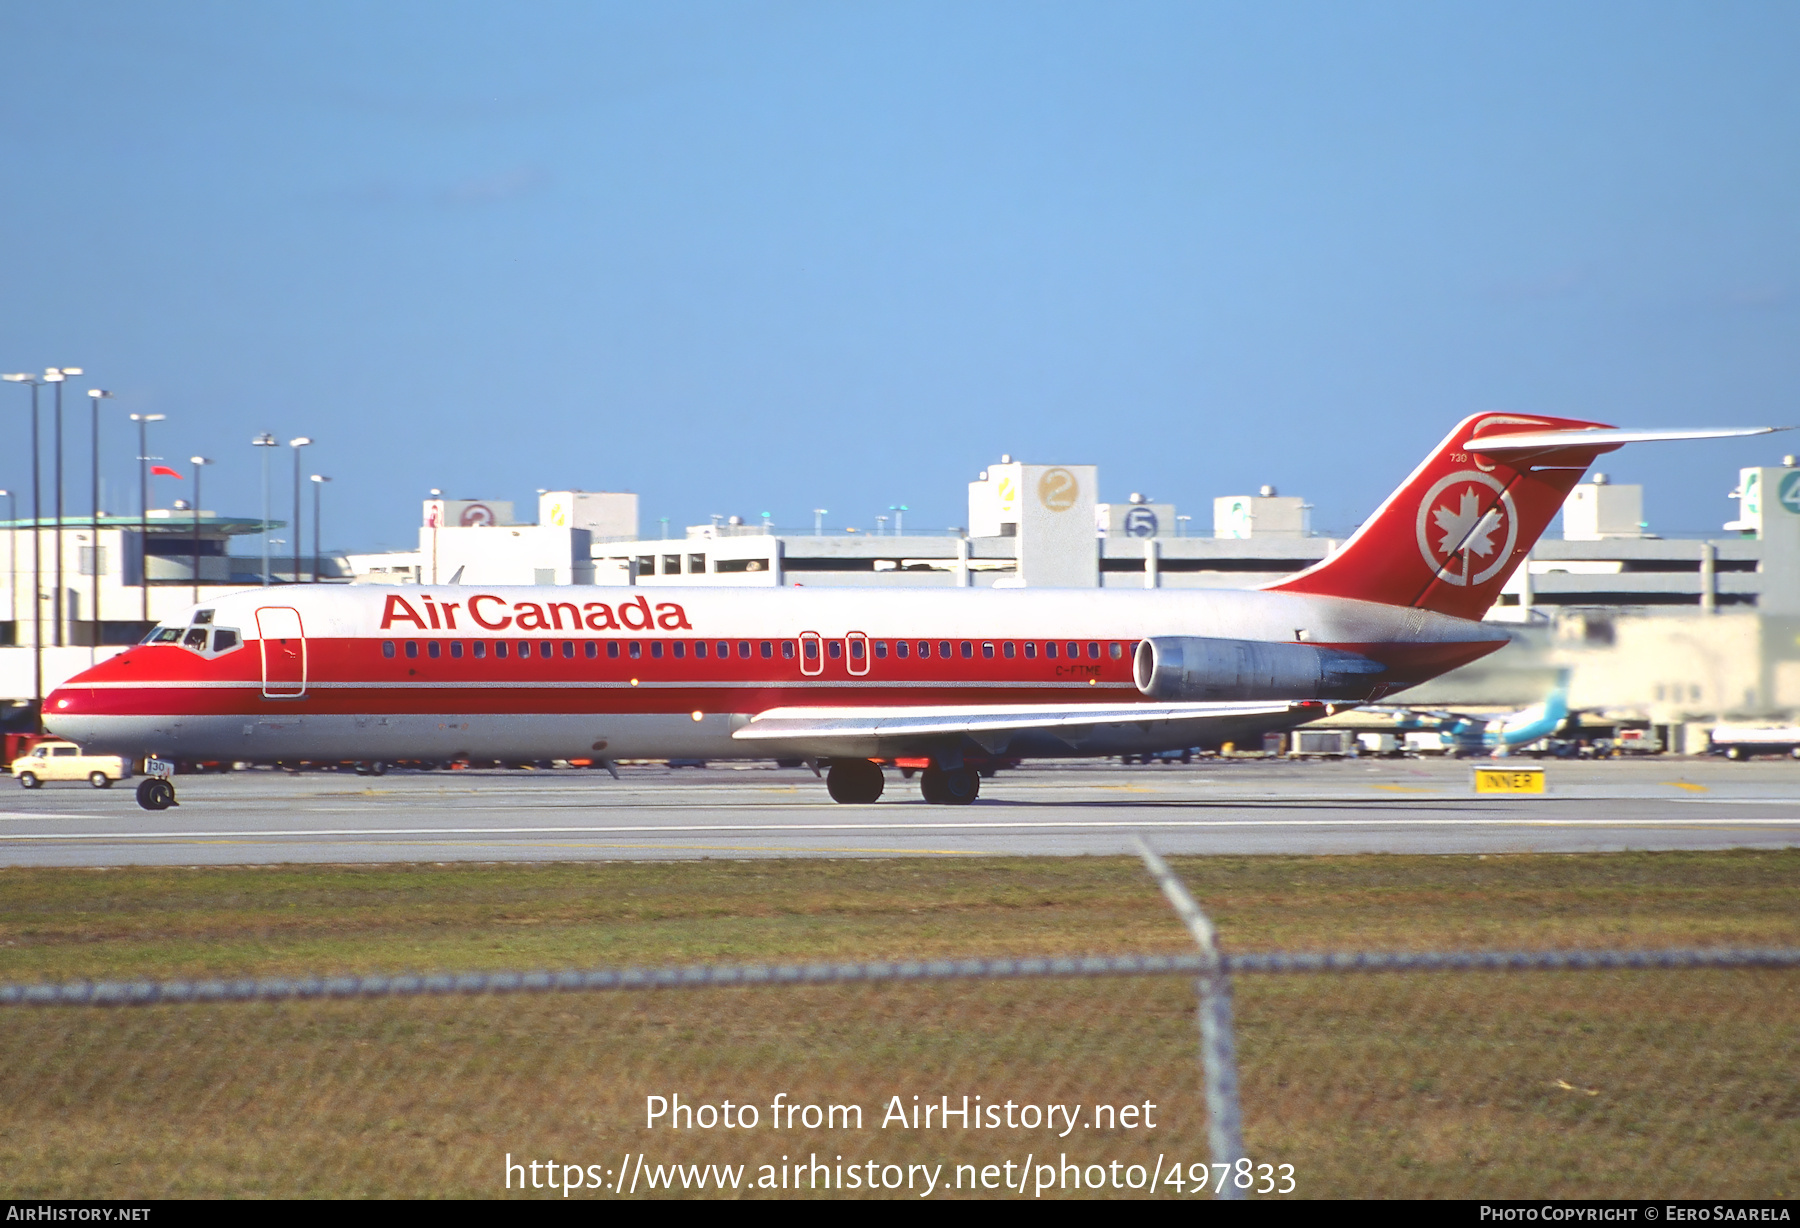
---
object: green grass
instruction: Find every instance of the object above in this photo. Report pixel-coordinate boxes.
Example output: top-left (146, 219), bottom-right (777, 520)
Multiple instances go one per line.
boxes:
top-left (0, 852), bottom-right (1794, 1198)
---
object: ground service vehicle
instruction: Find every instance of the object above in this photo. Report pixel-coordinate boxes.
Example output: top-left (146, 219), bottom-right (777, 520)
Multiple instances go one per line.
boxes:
top-left (39, 415), bottom-right (1779, 808)
top-left (11, 740), bottom-right (132, 789)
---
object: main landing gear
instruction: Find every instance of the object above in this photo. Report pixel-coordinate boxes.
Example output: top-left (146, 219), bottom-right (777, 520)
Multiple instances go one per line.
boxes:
top-left (822, 758), bottom-right (980, 804)
top-left (825, 759), bottom-right (885, 804)
top-left (135, 778), bottom-right (177, 811)
top-left (919, 764), bottom-right (979, 805)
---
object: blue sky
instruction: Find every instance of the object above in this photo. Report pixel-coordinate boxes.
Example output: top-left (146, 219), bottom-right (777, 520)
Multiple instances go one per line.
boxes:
top-left (3, 1), bottom-right (1797, 552)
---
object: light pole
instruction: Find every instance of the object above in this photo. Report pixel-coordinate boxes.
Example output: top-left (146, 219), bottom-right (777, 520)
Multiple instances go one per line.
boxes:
top-left (131, 413), bottom-right (166, 623)
top-left (45, 367), bottom-right (82, 646)
top-left (252, 433), bottom-right (277, 586)
top-left (288, 438), bottom-right (312, 584)
top-left (889, 504), bottom-right (907, 536)
top-left (1, 374), bottom-right (42, 711)
top-left (1, 490), bottom-right (14, 634)
top-left (813, 508), bottom-right (828, 536)
top-left (87, 390), bottom-right (111, 642)
top-left (310, 475), bottom-right (330, 582)
top-left (190, 457), bottom-right (212, 605)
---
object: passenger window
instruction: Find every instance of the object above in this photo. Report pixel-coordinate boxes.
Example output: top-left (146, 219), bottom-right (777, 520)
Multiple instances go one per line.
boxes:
top-left (828, 641), bottom-right (842, 659)
top-left (850, 640), bottom-right (865, 660)
top-left (212, 629), bottom-right (239, 653)
top-left (1109, 642), bottom-right (1123, 660)
top-left (672, 641), bottom-right (685, 659)
top-left (960, 642), bottom-right (973, 659)
top-left (695, 640), bottom-right (708, 659)
top-left (563, 641), bottom-right (576, 659)
top-left (895, 640), bottom-right (909, 659)
top-left (939, 641), bottom-right (952, 658)
top-left (519, 640), bottom-right (533, 660)
top-left (609, 642), bottom-right (621, 659)
top-left (428, 641), bottom-right (442, 659)
top-left (874, 641), bottom-right (887, 659)
top-left (981, 642), bottom-right (994, 659)
top-left (760, 641), bottom-right (772, 658)
top-left (629, 641), bottom-right (641, 659)
top-left (584, 641), bottom-right (597, 659)
top-left (405, 641), bottom-right (419, 658)
top-left (739, 641), bottom-right (751, 659)
top-left (474, 641), bottom-right (487, 659)
top-left (782, 641), bottom-right (795, 659)
top-left (450, 641), bottom-right (463, 658)
top-left (918, 641), bottom-right (931, 659)
top-left (1022, 642), bottom-right (1035, 659)
top-left (382, 640), bottom-right (396, 659)
top-left (496, 642), bottom-right (509, 659)
top-left (1003, 642), bottom-right (1015, 659)
top-left (1067, 642), bottom-right (1080, 658)
top-left (717, 641), bottom-right (730, 658)
top-left (651, 642), bottom-right (664, 659)
top-left (804, 640), bottom-right (818, 660)
top-left (1087, 642), bottom-right (1100, 659)
top-left (1045, 642), bottom-right (1057, 659)
top-left (183, 627), bottom-right (209, 650)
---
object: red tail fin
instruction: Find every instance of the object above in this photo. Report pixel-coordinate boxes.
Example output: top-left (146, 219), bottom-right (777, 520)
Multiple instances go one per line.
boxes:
top-left (1267, 413), bottom-right (1621, 620)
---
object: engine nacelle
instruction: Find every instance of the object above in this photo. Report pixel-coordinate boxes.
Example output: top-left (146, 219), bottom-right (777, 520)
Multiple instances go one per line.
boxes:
top-left (1133, 636), bottom-right (1386, 702)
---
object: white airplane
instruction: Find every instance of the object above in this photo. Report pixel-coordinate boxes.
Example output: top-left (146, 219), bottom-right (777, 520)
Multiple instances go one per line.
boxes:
top-left (42, 414), bottom-right (1779, 809)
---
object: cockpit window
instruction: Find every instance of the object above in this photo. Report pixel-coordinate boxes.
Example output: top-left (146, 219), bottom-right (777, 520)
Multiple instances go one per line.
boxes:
top-left (183, 627), bottom-right (210, 650)
top-left (212, 629), bottom-right (240, 653)
top-left (193, 609), bottom-right (214, 625)
top-left (148, 627), bottom-right (182, 644)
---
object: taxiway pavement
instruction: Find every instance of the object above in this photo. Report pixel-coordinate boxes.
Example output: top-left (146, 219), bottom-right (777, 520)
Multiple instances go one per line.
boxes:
top-left (0, 757), bottom-right (1795, 867)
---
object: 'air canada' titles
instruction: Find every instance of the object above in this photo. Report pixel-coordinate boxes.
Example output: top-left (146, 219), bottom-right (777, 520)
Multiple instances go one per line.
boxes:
top-left (378, 593), bottom-right (693, 634)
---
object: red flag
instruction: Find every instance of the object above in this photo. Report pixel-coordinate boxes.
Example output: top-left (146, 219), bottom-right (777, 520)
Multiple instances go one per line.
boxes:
top-left (150, 465), bottom-right (184, 479)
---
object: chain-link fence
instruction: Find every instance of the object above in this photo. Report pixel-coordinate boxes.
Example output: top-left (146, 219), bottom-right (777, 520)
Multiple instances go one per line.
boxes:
top-left (0, 854), bottom-right (1794, 1199)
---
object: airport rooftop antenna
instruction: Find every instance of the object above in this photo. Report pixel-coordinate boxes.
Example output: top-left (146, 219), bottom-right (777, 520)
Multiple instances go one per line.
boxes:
top-left (309, 474), bottom-right (330, 583)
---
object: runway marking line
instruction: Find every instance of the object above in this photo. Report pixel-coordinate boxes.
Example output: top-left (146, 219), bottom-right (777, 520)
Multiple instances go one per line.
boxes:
top-left (2, 816), bottom-right (1796, 843)
top-left (1663, 781), bottom-right (1709, 792)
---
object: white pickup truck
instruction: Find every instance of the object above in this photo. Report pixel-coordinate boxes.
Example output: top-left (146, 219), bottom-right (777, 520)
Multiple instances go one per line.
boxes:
top-left (10, 740), bottom-right (134, 789)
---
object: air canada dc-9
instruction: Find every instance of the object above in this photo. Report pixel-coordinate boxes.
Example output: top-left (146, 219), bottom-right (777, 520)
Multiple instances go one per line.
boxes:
top-left (41, 415), bottom-right (1780, 810)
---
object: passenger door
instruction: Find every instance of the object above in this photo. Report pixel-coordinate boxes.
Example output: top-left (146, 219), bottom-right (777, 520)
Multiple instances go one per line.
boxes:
top-left (255, 606), bottom-right (307, 698)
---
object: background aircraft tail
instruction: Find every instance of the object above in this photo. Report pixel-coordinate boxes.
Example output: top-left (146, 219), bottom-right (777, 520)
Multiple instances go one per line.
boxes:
top-left (1267, 414), bottom-right (1620, 621)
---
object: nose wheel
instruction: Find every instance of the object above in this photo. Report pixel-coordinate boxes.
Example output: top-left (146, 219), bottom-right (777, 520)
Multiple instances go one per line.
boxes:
top-left (135, 778), bottom-right (177, 811)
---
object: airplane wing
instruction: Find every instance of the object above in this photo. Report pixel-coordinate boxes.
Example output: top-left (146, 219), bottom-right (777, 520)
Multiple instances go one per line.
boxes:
top-left (732, 700), bottom-right (1316, 758)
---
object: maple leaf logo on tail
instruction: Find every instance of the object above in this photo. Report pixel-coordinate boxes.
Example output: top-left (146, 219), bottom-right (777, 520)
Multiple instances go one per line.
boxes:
top-left (1415, 472), bottom-right (1518, 587)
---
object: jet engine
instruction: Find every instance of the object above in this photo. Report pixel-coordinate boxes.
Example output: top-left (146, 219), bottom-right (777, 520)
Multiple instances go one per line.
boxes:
top-left (1133, 636), bottom-right (1386, 702)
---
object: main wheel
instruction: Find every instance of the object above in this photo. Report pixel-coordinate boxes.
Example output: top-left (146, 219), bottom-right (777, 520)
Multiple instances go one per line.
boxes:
top-left (17, 772), bottom-right (40, 789)
top-left (89, 772), bottom-right (113, 789)
top-left (825, 759), bottom-right (885, 804)
top-left (920, 765), bottom-right (979, 805)
top-left (135, 778), bottom-right (176, 811)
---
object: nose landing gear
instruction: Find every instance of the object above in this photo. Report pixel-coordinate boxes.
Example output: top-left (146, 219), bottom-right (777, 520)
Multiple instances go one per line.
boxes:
top-left (135, 778), bottom-right (177, 811)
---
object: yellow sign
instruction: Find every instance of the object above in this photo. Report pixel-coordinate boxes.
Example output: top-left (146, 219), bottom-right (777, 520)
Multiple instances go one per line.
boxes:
top-left (1473, 767), bottom-right (1546, 794)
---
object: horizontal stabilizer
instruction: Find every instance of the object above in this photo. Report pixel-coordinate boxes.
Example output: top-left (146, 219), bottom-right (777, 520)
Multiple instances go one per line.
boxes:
top-left (1469, 425), bottom-right (1786, 453)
